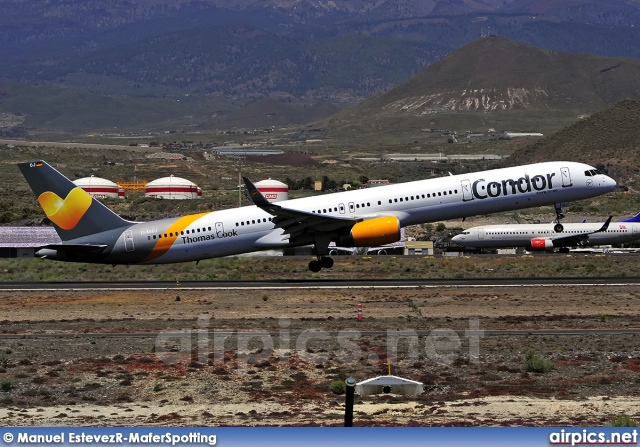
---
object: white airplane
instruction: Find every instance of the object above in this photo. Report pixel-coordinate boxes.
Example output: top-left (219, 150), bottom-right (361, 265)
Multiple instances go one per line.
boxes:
top-left (451, 214), bottom-right (640, 252)
top-left (18, 160), bottom-right (616, 271)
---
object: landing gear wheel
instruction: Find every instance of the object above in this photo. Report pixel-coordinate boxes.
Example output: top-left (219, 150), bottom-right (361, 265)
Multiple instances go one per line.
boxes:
top-left (554, 203), bottom-right (565, 233)
top-left (308, 260), bottom-right (322, 272)
top-left (321, 257), bottom-right (334, 269)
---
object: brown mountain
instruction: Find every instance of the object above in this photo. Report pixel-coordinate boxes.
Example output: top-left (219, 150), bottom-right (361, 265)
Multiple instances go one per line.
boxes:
top-left (321, 36), bottom-right (640, 138)
top-left (504, 99), bottom-right (640, 183)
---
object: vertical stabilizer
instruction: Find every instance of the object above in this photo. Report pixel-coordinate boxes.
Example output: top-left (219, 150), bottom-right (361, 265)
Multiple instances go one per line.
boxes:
top-left (18, 160), bottom-right (132, 241)
top-left (622, 212), bottom-right (640, 223)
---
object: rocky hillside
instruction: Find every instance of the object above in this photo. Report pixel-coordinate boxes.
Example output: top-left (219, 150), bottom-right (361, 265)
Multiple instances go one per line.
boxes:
top-left (504, 100), bottom-right (640, 185)
top-left (320, 37), bottom-right (640, 137)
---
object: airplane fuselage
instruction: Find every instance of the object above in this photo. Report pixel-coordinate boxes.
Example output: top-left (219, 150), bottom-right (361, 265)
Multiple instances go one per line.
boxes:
top-left (452, 221), bottom-right (640, 250)
top-left (36, 161), bottom-right (616, 264)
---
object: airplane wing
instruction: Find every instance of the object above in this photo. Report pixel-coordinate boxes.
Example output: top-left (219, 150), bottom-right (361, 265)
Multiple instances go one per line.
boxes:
top-left (550, 216), bottom-right (612, 246)
top-left (243, 177), bottom-right (361, 242)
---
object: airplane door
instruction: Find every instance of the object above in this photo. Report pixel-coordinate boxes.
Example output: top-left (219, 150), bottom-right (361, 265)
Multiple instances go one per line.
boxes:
top-left (348, 202), bottom-right (355, 213)
top-left (339, 203), bottom-right (346, 214)
top-left (124, 230), bottom-right (134, 252)
top-left (560, 167), bottom-right (573, 187)
top-left (478, 229), bottom-right (485, 240)
top-left (634, 225), bottom-right (638, 237)
top-left (215, 222), bottom-right (224, 235)
top-left (461, 180), bottom-right (473, 201)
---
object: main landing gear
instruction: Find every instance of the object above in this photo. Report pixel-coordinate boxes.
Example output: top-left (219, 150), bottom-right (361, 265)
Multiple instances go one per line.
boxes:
top-left (309, 255), bottom-right (334, 272)
top-left (554, 202), bottom-right (565, 233)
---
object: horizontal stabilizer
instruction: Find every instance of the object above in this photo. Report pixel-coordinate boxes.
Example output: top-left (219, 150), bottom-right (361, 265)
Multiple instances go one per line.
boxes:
top-left (37, 243), bottom-right (108, 254)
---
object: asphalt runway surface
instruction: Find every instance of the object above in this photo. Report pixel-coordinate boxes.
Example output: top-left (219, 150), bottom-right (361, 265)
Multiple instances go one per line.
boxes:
top-left (1, 276), bottom-right (640, 290)
top-left (2, 277), bottom-right (639, 338)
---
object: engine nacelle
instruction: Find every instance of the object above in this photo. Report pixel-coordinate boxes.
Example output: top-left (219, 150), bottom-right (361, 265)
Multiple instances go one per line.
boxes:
top-left (529, 238), bottom-right (555, 251)
top-left (338, 216), bottom-right (401, 247)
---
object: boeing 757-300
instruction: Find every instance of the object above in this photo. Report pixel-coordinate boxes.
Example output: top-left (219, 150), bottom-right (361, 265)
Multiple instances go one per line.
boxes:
top-left (18, 160), bottom-right (616, 271)
top-left (452, 213), bottom-right (640, 252)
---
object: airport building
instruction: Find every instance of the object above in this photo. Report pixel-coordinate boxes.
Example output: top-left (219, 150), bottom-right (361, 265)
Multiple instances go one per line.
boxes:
top-left (0, 227), bottom-right (60, 258)
top-left (144, 175), bottom-right (202, 199)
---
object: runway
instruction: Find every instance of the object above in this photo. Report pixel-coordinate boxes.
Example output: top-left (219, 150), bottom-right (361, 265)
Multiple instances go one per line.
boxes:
top-left (1, 276), bottom-right (640, 290)
top-left (2, 278), bottom-right (639, 339)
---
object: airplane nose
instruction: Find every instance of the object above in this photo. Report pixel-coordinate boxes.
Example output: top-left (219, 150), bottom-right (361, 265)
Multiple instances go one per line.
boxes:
top-left (604, 175), bottom-right (617, 191)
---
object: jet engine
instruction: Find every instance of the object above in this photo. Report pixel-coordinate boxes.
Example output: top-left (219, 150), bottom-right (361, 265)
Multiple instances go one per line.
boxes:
top-left (338, 216), bottom-right (401, 247)
top-left (529, 238), bottom-right (555, 251)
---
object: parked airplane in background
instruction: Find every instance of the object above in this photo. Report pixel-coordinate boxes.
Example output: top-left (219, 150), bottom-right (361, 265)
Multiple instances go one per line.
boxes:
top-left (19, 160), bottom-right (616, 271)
top-left (452, 213), bottom-right (640, 252)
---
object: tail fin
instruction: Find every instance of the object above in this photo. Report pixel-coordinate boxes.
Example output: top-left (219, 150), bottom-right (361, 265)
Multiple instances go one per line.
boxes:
top-left (622, 212), bottom-right (640, 223)
top-left (18, 160), bottom-right (132, 241)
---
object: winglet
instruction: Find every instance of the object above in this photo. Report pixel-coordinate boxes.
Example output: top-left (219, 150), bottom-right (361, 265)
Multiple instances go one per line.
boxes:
top-left (596, 216), bottom-right (613, 233)
top-left (242, 177), bottom-right (271, 208)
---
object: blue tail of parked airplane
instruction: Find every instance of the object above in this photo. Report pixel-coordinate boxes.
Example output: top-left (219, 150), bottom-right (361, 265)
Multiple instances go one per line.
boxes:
top-left (622, 212), bottom-right (640, 223)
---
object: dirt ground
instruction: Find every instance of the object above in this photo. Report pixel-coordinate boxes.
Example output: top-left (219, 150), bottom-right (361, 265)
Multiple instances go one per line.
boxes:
top-left (1, 284), bottom-right (640, 426)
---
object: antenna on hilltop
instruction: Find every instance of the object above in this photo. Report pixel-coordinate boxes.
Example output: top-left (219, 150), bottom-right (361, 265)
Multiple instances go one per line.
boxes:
top-left (481, 26), bottom-right (494, 38)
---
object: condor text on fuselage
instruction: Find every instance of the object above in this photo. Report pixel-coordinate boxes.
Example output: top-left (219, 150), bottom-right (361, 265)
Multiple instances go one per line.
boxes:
top-left (18, 160), bottom-right (616, 272)
top-left (470, 173), bottom-right (557, 200)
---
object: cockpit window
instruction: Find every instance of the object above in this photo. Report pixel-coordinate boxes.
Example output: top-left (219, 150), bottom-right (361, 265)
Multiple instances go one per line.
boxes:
top-left (585, 170), bottom-right (593, 177)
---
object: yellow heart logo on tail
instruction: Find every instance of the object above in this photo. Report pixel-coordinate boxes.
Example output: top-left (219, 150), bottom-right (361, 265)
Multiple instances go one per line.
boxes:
top-left (38, 187), bottom-right (92, 230)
